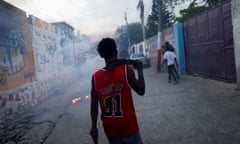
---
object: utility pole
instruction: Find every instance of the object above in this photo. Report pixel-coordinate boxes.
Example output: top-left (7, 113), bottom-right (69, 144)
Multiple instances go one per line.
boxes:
top-left (124, 11), bottom-right (131, 54)
top-left (137, 0), bottom-right (147, 50)
top-left (157, 0), bottom-right (164, 73)
top-left (158, 0), bottom-right (164, 49)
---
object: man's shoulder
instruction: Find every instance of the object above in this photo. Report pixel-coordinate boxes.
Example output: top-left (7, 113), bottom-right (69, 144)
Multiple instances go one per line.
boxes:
top-left (93, 68), bottom-right (104, 75)
top-left (164, 51), bottom-right (170, 56)
top-left (168, 51), bottom-right (175, 56)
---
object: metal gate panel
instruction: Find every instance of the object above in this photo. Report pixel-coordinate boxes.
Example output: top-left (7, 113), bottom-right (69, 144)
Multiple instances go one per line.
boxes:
top-left (208, 7), bottom-right (224, 42)
top-left (209, 43), bottom-right (225, 78)
top-left (208, 6), bottom-right (225, 79)
top-left (184, 18), bottom-right (197, 73)
top-left (197, 13), bottom-right (209, 43)
top-left (222, 2), bottom-right (236, 81)
top-left (196, 13), bottom-right (210, 76)
top-left (184, 1), bottom-right (236, 82)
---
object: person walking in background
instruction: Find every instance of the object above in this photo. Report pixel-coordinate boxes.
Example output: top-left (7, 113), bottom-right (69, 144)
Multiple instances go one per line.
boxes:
top-left (90, 38), bottom-right (145, 144)
top-left (165, 41), bottom-right (175, 52)
top-left (162, 41), bottom-right (180, 84)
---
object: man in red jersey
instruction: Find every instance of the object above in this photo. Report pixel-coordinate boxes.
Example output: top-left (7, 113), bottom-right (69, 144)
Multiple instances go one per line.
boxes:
top-left (90, 38), bottom-right (145, 144)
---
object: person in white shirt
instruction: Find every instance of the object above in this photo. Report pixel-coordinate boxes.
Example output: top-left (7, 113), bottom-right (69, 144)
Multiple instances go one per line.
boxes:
top-left (162, 42), bottom-right (179, 84)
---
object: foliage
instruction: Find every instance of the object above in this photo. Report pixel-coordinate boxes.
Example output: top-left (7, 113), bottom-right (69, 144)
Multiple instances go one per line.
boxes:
top-left (177, 0), bottom-right (207, 21)
top-left (206, 0), bottom-right (228, 7)
top-left (114, 0), bottom-right (228, 50)
top-left (177, 0), bottom-right (228, 21)
top-left (114, 22), bottom-right (144, 51)
top-left (146, 0), bottom-right (176, 38)
top-left (128, 23), bottom-right (145, 45)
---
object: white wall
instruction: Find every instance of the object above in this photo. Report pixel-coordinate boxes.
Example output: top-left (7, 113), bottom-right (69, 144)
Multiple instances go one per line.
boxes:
top-left (29, 16), bottom-right (75, 81)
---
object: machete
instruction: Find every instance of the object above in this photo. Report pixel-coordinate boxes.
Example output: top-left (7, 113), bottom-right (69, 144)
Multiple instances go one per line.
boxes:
top-left (106, 59), bottom-right (136, 70)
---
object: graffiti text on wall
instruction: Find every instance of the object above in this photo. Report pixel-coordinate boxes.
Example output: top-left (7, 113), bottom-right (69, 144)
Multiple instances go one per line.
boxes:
top-left (164, 27), bottom-right (175, 48)
top-left (0, 70), bottom-right (8, 86)
top-left (33, 27), bottom-right (58, 75)
top-left (24, 72), bottom-right (35, 81)
top-left (60, 38), bottom-right (73, 66)
top-left (0, 28), bottom-right (26, 76)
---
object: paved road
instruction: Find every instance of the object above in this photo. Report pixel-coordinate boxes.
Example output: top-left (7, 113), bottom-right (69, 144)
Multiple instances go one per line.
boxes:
top-left (2, 67), bottom-right (240, 144)
top-left (137, 68), bottom-right (240, 144)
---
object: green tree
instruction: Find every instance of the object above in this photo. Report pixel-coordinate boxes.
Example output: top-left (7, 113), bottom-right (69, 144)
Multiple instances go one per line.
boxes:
top-left (128, 22), bottom-right (145, 45)
top-left (178, 0), bottom-right (228, 20)
top-left (178, 0), bottom-right (207, 21)
top-left (146, 0), bottom-right (175, 38)
top-left (114, 22), bottom-right (144, 52)
top-left (114, 25), bottom-right (128, 52)
top-left (206, 0), bottom-right (227, 7)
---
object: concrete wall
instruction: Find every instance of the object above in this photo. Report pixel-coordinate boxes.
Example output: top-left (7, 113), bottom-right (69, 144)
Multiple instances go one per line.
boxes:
top-left (164, 27), bottom-right (175, 48)
top-left (0, 1), bottom-right (79, 123)
top-left (232, 0), bottom-right (240, 88)
top-left (146, 25), bottom-right (185, 73)
top-left (0, 1), bottom-right (37, 91)
top-left (146, 35), bottom-right (158, 72)
top-left (29, 15), bottom-right (75, 81)
top-left (0, 75), bottom-right (76, 122)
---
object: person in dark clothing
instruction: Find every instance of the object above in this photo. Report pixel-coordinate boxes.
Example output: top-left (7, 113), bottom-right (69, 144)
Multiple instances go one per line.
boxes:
top-left (165, 41), bottom-right (175, 52)
top-left (90, 38), bottom-right (145, 144)
top-left (162, 42), bottom-right (180, 84)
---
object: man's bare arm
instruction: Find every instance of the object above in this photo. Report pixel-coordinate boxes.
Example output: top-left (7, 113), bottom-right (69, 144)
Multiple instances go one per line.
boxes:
top-left (127, 60), bottom-right (145, 96)
top-left (105, 59), bottom-right (145, 95)
top-left (90, 76), bottom-right (99, 144)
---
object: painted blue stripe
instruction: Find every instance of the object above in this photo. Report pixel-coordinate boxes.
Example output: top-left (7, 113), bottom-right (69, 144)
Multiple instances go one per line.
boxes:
top-left (174, 23), bottom-right (186, 75)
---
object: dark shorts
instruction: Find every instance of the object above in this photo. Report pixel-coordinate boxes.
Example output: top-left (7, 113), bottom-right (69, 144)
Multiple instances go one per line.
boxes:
top-left (107, 132), bottom-right (143, 144)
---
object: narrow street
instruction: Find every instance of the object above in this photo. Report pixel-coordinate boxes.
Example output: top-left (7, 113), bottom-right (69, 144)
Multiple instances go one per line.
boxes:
top-left (1, 1), bottom-right (240, 144)
top-left (2, 66), bottom-right (240, 144)
top-left (1, 71), bottom-right (91, 144)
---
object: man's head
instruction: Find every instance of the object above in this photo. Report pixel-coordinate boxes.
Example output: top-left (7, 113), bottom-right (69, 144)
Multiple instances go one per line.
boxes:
top-left (165, 41), bottom-right (175, 52)
top-left (97, 38), bottom-right (118, 60)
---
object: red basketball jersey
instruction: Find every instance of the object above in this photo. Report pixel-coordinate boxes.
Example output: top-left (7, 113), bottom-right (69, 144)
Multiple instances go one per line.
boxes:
top-left (94, 65), bottom-right (139, 136)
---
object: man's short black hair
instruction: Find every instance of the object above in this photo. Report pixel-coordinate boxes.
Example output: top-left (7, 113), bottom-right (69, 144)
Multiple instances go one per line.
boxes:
top-left (97, 38), bottom-right (118, 59)
top-left (165, 41), bottom-right (175, 52)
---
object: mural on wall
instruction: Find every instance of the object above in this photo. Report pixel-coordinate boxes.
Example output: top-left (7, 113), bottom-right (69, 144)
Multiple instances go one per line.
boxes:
top-left (0, 2), bottom-right (36, 91)
top-left (29, 15), bottom-right (55, 32)
top-left (55, 27), bottom-right (74, 40)
top-left (60, 38), bottom-right (73, 66)
top-left (29, 16), bottom-right (74, 81)
top-left (0, 28), bottom-right (25, 76)
top-left (164, 27), bottom-right (176, 49)
top-left (0, 1), bottom-right (80, 122)
top-left (147, 35), bottom-right (158, 57)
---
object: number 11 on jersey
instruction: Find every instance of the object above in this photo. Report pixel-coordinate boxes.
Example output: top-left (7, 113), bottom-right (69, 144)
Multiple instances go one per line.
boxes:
top-left (103, 94), bottom-right (123, 117)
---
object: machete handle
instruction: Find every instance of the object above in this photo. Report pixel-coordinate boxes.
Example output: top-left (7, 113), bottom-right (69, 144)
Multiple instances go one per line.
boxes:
top-left (107, 59), bottom-right (135, 70)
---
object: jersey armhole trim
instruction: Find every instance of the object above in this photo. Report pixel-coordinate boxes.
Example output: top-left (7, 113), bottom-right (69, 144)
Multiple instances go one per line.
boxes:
top-left (125, 65), bottom-right (131, 88)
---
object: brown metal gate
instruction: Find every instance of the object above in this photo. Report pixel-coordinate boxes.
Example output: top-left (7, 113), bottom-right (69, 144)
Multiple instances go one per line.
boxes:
top-left (184, 1), bottom-right (236, 82)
